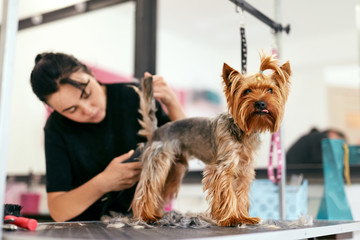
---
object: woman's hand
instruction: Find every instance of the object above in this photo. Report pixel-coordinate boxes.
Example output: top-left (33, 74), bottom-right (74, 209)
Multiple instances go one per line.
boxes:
top-left (98, 150), bottom-right (142, 192)
top-left (144, 72), bottom-right (175, 107)
top-left (144, 72), bottom-right (186, 121)
top-left (47, 151), bottom-right (141, 222)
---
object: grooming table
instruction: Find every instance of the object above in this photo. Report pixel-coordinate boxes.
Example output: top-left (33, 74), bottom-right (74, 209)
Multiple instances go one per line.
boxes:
top-left (2, 220), bottom-right (360, 240)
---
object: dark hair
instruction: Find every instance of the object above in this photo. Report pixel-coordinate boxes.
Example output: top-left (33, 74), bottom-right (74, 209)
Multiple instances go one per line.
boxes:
top-left (30, 52), bottom-right (93, 103)
top-left (325, 128), bottom-right (346, 139)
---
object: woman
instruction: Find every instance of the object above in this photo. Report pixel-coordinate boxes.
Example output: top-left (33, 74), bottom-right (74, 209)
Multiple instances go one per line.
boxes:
top-left (30, 52), bottom-right (185, 222)
top-left (286, 127), bottom-right (345, 165)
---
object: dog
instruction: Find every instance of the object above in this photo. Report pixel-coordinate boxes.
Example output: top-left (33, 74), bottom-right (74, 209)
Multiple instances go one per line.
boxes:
top-left (131, 53), bottom-right (291, 227)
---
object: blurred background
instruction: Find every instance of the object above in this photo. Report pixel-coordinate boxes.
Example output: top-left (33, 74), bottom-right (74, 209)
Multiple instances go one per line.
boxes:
top-left (1, 0), bottom-right (360, 221)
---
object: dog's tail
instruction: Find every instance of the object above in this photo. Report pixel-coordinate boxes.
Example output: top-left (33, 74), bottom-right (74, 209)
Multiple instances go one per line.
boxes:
top-left (132, 76), bottom-right (158, 141)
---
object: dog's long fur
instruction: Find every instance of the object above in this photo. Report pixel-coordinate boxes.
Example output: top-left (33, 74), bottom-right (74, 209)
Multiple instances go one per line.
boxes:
top-left (131, 53), bottom-right (291, 226)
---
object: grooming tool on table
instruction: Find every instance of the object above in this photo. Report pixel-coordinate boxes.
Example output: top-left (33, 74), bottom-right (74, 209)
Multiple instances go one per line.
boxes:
top-left (2, 223), bottom-right (18, 231)
top-left (3, 204), bottom-right (38, 231)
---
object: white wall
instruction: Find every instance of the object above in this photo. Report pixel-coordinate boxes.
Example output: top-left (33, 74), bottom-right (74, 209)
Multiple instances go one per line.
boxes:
top-left (4, 0), bottom-right (360, 174)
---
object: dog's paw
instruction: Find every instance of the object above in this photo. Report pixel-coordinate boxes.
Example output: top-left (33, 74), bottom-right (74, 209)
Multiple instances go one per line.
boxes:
top-left (139, 214), bottom-right (162, 224)
top-left (219, 216), bottom-right (260, 227)
top-left (240, 216), bottom-right (260, 225)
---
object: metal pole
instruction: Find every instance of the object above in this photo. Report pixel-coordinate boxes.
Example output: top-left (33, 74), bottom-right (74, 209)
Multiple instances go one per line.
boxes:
top-left (274, 0), bottom-right (286, 221)
top-left (134, 0), bottom-right (157, 79)
top-left (229, 0), bottom-right (290, 34)
top-left (0, 0), bottom-right (19, 237)
top-left (17, 0), bottom-right (130, 31)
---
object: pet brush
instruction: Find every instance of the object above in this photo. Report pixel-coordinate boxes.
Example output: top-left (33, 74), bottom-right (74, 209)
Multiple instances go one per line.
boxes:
top-left (123, 147), bottom-right (142, 163)
top-left (3, 204), bottom-right (38, 231)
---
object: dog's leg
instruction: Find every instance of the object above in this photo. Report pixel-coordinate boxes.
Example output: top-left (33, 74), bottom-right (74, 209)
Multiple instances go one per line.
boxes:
top-left (131, 141), bottom-right (179, 222)
top-left (162, 156), bottom-right (188, 205)
top-left (233, 162), bottom-right (260, 225)
top-left (203, 159), bottom-right (259, 227)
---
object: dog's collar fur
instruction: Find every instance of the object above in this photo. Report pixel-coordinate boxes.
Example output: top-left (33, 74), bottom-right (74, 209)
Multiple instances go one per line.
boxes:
top-left (226, 114), bottom-right (244, 142)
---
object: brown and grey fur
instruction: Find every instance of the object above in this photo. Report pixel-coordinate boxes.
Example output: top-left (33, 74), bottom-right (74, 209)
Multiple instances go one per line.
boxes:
top-left (131, 53), bottom-right (291, 227)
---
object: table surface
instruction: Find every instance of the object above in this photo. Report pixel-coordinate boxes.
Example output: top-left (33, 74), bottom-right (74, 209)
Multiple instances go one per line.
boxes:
top-left (2, 220), bottom-right (360, 240)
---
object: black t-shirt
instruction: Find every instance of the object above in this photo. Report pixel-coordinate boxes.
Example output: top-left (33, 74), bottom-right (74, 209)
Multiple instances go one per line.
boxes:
top-left (286, 128), bottom-right (329, 165)
top-left (44, 83), bottom-right (170, 221)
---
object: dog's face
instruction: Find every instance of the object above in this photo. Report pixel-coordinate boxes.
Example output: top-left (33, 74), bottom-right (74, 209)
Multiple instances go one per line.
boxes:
top-left (222, 54), bottom-right (291, 135)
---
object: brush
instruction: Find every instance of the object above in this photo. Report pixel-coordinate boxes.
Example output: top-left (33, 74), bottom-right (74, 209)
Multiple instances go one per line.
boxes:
top-left (3, 204), bottom-right (38, 231)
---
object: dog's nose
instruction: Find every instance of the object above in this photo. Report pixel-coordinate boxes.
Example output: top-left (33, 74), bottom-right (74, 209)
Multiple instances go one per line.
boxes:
top-left (254, 101), bottom-right (267, 110)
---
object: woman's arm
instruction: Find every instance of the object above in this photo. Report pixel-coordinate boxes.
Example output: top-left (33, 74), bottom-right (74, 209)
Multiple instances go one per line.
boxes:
top-left (145, 72), bottom-right (186, 121)
top-left (47, 150), bottom-right (141, 222)
top-left (47, 175), bottom-right (106, 222)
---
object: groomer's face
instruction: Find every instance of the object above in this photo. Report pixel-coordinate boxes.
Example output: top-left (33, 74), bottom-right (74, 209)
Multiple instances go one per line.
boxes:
top-left (47, 71), bottom-right (107, 123)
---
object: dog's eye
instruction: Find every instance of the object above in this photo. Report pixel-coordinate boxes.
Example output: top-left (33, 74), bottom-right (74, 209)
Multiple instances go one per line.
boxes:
top-left (243, 89), bottom-right (252, 95)
top-left (267, 88), bottom-right (273, 94)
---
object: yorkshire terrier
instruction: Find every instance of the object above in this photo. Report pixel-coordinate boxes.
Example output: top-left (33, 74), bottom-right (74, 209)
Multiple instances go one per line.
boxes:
top-left (131, 53), bottom-right (291, 227)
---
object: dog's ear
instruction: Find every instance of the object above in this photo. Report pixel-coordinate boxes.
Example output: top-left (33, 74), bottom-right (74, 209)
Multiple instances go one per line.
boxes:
top-left (222, 63), bottom-right (241, 87)
top-left (271, 60), bottom-right (291, 87)
top-left (280, 61), bottom-right (291, 81)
